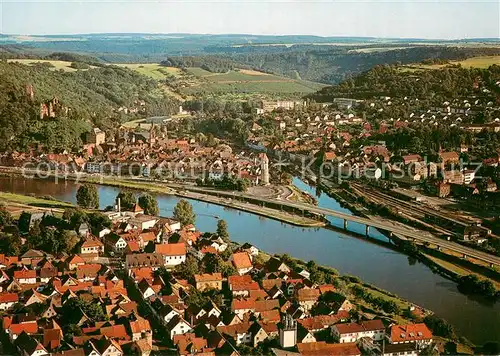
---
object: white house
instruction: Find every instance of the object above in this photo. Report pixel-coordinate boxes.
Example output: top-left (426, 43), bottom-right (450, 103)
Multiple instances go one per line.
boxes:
top-left (240, 243), bottom-right (259, 257)
top-left (0, 293), bottom-right (18, 311)
top-left (166, 316), bottom-right (192, 339)
top-left (217, 323), bottom-right (253, 346)
top-left (463, 169), bottom-right (476, 184)
top-left (106, 235), bottom-right (128, 252)
top-left (129, 215), bottom-right (159, 231)
top-left (14, 269), bottom-right (37, 284)
top-left (390, 323), bottom-right (433, 347)
top-left (332, 320), bottom-right (385, 343)
top-left (80, 239), bottom-right (105, 255)
top-left (138, 280), bottom-right (157, 299)
top-left (159, 304), bottom-right (181, 324)
top-left (231, 252), bottom-right (253, 275)
top-left (155, 243), bottom-right (186, 267)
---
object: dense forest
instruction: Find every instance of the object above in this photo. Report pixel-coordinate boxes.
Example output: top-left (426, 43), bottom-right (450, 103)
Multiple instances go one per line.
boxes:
top-left (160, 56), bottom-right (246, 73)
top-left (0, 61), bottom-right (177, 152)
top-left (309, 64), bottom-right (500, 101)
top-left (160, 47), bottom-right (500, 84)
top-left (2, 39), bottom-right (500, 85)
top-left (228, 46), bottom-right (500, 84)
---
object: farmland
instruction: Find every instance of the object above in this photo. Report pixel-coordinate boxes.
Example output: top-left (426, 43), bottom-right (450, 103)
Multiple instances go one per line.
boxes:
top-left (114, 63), bottom-right (182, 79)
top-left (400, 55), bottom-right (500, 72)
top-left (5, 58), bottom-right (326, 98)
top-left (183, 67), bottom-right (326, 97)
top-left (6, 59), bottom-right (96, 72)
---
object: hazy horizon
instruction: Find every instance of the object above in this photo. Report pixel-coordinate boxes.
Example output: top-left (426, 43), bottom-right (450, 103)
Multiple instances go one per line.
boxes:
top-left (1, 0), bottom-right (499, 40)
top-left (2, 32), bottom-right (500, 41)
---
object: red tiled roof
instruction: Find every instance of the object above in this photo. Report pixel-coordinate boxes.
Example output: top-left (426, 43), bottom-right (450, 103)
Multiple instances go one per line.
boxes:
top-left (297, 288), bottom-right (320, 302)
top-left (173, 333), bottom-right (208, 355)
top-left (440, 151), bottom-right (459, 162)
top-left (155, 243), bottom-right (186, 256)
top-left (200, 246), bottom-right (218, 254)
top-left (133, 204), bottom-right (144, 213)
top-left (318, 284), bottom-right (335, 294)
top-left (178, 230), bottom-right (201, 244)
top-left (99, 325), bottom-right (129, 340)
top-left (249, 289), bottom-right (267, 300)
top-left (231, 299), bottom-right (279, 313)
top-left (298, 314), bottom-right (347, 331)
top-left (9, 321), bottom-right (38, 335)
top-left (139, 231), bottom-right (156, 242)
top-left (260, 309), bottom-right (280, 323)
top-left (0, 293), bottom-right (18, 303)
top-left (217, 322), bottom-right (252, 337)
top-left (68, 255), bottom-right (85, 265)
top-left (261, 279), bottom-right (282, 291)
top-left (402, 154), bottom-right (423, 165)
top-left (76, 265), bottom-right (102, 281)
top-left (81, 239), bottom-right (104, 248)
top-left (194, 273), bottom-right (223, 283)
top-left (228, 275), bottom-right (252, 286)
top-left (232, 252), bottom-right (252, 270)
top-left (130, 318), bottom-right (151, 334)
top-left (14, 269), bottom-right (36, 279)
top-left (390, 323), bottom-right (433, 343)
top-left (129, 267), bottom-right (154, 282)
top-left (0, 255), bottom-right (19, 266)
top-left (335, 320), bottom-right (385, 334)
top-left (298, 342), bottom-right (360, 356)
top-left (127, 241), bottom-right (140, 252)
top-left (44, 328), bottom-right (63, 349)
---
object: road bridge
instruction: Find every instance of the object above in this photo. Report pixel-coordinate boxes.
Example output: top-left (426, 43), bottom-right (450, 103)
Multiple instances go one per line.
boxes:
top-left (166, 183), bottom-right (500, 267)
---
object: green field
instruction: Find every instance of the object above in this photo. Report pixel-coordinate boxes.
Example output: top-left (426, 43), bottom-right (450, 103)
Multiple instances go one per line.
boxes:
top-left (349, 46), bottom-right (414, 54)
top-left (8, 59), bottom-right (325, 97)
top-left (114, 63), bottom-right (182, 79)
top-left (0, 192), bottom-right (72, 209)
top-left (184, 67), bottom-right (326, 95)
top-left (7, 59), bottom-right (96, 72)
top-left (400, 55), bottom-right (500, 72)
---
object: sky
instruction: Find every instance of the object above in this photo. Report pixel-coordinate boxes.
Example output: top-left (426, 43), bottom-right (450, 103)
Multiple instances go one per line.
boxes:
top-left (0, 0), bottom-right (499, 39)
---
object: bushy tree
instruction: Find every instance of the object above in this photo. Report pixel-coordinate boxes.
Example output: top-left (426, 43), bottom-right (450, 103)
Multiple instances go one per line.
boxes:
top-left (216, 219), bottom-right (230, 242)
top-left (138, 193), bottom-right (159, 216)
top-left (63, 208), bottom-right (88, 229)
top-left (174, 254), bottom-right (199, 280)
top-left (115, 190), bottom-right (136, 211)
top-left (61, 297), bottom-right (107, 324)
top-left (76, 184), bottom-right (99, 209)
top-left (87, 212), bottom-right (112, 235)
top-left (424, 315), bottom-right (455, 339)
top-left (173, 199), bottom-right (195, 226)
top-left (0, 232), bottom-right (22, 255)
top-left (0, 207), bottom-right (13, 227)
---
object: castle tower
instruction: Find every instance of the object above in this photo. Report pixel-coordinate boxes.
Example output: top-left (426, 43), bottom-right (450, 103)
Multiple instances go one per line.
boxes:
top-left (260, 153), bottom-right (270, 185)
top-left (279, 314), bottom-right (297, 348)
top-left (25, 84), bottom-right (34, 102)
top-left (149, 124), bottom-right (156, 148)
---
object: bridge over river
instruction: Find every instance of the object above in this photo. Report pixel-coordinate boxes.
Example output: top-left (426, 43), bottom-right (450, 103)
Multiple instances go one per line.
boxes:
top-left (168, 183), bottom-right (500, 267)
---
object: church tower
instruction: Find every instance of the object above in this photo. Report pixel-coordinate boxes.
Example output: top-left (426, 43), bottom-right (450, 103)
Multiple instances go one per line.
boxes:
top-left (279, 314), bottom-right (297, 348)
top-left (260, 153), bottom-right (270, 185)
top-left (149, 124), bottom-right (156, 148)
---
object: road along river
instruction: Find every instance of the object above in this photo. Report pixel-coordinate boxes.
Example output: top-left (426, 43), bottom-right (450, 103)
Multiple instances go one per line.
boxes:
top-left (0, 176), bottom-right (498, 344)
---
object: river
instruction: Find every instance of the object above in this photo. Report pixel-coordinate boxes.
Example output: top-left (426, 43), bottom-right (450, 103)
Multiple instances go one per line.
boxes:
top-left (0, 175), bottom-right (499, 344)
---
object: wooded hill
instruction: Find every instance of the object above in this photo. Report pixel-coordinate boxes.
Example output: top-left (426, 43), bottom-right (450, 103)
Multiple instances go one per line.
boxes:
top-left (308, 64), bottom-right (500, 102)
top-left (0, 61), bottom-right (177, 152)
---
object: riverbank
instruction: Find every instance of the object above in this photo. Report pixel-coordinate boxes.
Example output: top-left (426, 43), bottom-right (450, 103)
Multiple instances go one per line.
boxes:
top-left (0, 170), bottom-right (325, 228)
top-left (2, 175), bottom-right (500, 344)
top-left (315, 179), bottom-right (500, 292)
top-left (268, 252), bottom-right (475, 352)
top-left (0, 192), bottom-right (72, 217)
